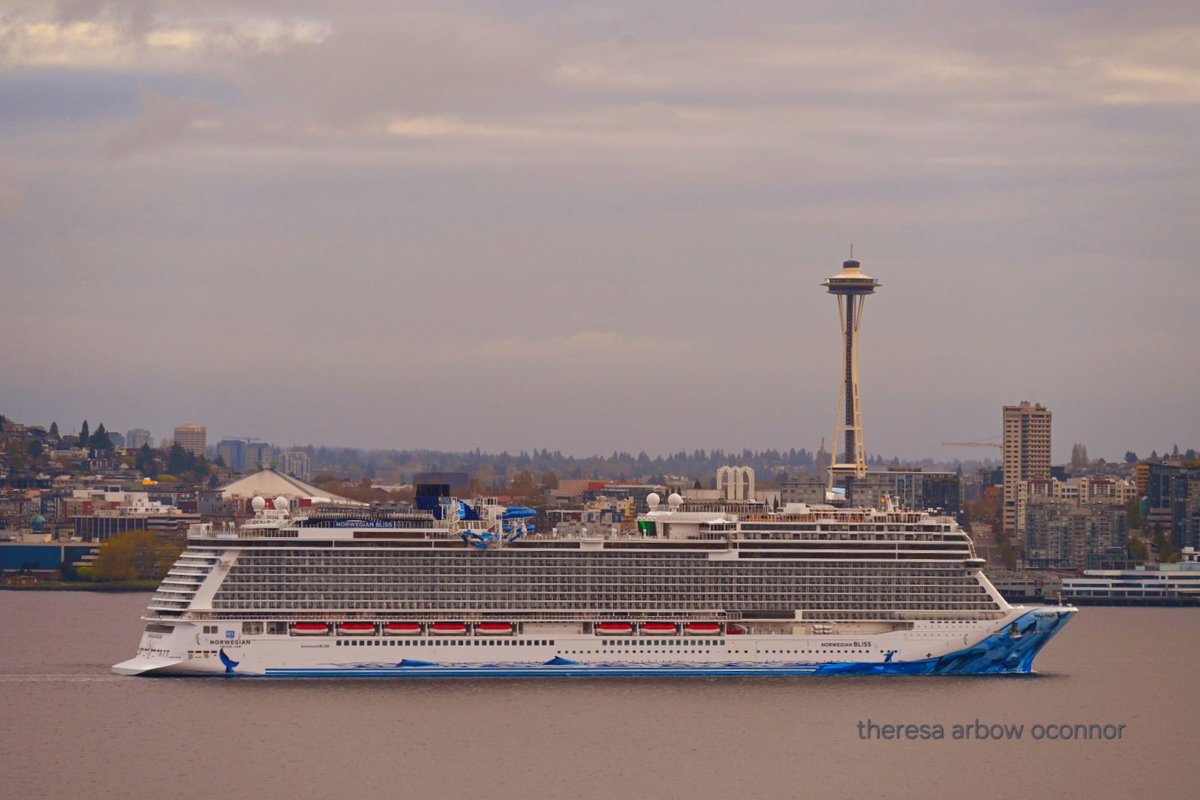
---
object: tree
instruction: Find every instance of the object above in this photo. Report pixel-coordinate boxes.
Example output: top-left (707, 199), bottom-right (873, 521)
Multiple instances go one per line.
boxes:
top-left (90, 531), bottom-right (182, 581)
top-left (1070, 443), bottom-right (1089, 468)
top-left (1128, 537), bottom-right (1149, 563)
top-left (27, 439), bottom-right (43, 458)
top-left (510, 470), bottom-right (535, 498)
top-left (49, 421), bottom-right (59, 440)
top-left (90, 423), bottom-right (113, 451)
top-left (167, 443), bottom-right (196, 476)
top-left (136, 443), bottom-right (158, 477)
top-left (1124, 451), bottom-right (1138, 464)
top-left (1126, 498), bottom-right (1143, 529)
top-left (78, 420), bottom-right (90, 447)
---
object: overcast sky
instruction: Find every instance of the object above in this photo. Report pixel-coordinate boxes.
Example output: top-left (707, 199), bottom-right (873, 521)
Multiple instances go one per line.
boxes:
top-left (1, 1), bottom-right (1197, 462)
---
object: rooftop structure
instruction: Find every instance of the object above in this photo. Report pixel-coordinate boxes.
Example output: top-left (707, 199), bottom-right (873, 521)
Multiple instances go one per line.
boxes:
top-left (218, 468), bottom-right (357, 505)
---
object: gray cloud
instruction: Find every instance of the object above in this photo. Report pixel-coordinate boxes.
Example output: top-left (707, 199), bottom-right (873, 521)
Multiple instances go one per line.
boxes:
top-left (0, 2), bottom-right (1197, 459)
top-left (100, 90), bottom-right (221, 157)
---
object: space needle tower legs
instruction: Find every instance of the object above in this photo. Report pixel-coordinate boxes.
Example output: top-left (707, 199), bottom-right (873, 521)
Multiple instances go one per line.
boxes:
top-left (822, 258), bottom-right (881, 486)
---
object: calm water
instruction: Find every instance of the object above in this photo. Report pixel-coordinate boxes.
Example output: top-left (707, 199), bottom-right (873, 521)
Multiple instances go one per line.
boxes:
top-left (0, 593), bottom-right (1195, 800)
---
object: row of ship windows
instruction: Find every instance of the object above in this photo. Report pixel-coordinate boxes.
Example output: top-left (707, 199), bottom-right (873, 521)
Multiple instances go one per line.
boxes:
top-left (211, 601), bottom-right (1000, 611)
top-left (736, 526), bottom-right (955, 535)
top-left (336, 639), bottom-right (556, 647)
top-left (210, 594), bottom-right (994, 606)
top-left (229, 556), bottom-right (967, 568)
top-left (211, 585), bottom-right (990, 596)
top-left (214, 586), bottom-right (989, 597)
top-left (209, 589), bottom-right (992, 599)
top-left (225, 562), bottom-right (978, 574)
top-left (222, 569), bottom-right (977, 582)
top-left (216, 573), bottom-right (984, 585)
top-left (179, 610), bottom-right (995, 623)
top-left (231, 551), bottom-right (974, 563)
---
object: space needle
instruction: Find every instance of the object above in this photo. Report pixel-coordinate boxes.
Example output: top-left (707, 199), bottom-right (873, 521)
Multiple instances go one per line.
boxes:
top-left (822, 256), bottom-right (880, 485)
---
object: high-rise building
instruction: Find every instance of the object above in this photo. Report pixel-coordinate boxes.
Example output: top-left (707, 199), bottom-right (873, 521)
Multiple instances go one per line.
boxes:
top-left (1002, 401), bottom-right (1051, 537)
top-left (126, 428), bottom-right (153, 450)
top-left (1024, 498), bottom-right (1127, 570)
top-left (1146, 463), bottom-right (1200, 550)
top-left (174, 423), bottom-right (207, 458)
top-left (245, 442), bottom-right (272, 471)
top-left (217, 439), bottom-right (247, 472)
top-left (280, 450), bottom-right (311, 482)
top-left (217, 439), bottom-right (272, 473)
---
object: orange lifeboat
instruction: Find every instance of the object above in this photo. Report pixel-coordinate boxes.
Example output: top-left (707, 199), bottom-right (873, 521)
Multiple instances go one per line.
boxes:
top-left (430, 622), bottom-right (468, 635)
top-left (291, 622), bottom-right (330, 636)
top-left (595, 622), bottom-right (634, 635)
top-left (476, 622), bottom-right (514, 635)
top-left (383, 622), bottom-right (422, 636)
top-left (641, 622), bottom-right (678, 636)
top-left (337, 622), bottom-right (376, 636)
top-left (685, 622), bottom-right (722, 636)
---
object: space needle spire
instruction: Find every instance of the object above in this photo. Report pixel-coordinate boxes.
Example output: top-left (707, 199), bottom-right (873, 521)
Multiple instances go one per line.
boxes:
top-left (822, 256), bottom-right (880, 485)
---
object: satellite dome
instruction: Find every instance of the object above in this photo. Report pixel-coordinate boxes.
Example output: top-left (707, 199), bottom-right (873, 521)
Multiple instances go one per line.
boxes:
top-left (274, 496), bottom-right (289, 511)
top-left (667, 493), bottom-right (683, 508)
top-left (251, 496), bottom-right (266, 511)
top-left (646, 492), bottom-right (661, 508)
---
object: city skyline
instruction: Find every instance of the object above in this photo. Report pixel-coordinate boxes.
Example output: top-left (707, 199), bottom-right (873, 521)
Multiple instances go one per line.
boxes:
top-left (1, 2), bottom-right (1197, 461)
top-left (5, 409), bottom-right (1195, 470)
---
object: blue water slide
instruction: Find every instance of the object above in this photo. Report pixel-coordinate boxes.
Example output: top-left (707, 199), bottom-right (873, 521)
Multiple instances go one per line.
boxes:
top-left (501, 506), bottom-right (536, 520)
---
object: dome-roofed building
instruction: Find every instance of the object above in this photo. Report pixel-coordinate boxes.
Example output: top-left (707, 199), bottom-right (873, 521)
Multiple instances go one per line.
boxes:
top-left (218, 468), bottom-right (360, 506)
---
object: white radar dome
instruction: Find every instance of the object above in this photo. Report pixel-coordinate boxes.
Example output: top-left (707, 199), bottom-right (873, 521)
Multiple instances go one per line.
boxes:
top-left (251, 496), bottom-right (266, 511)
top-left (667, 493), bottom-right (683, 509)
top-left (274, 496), bottom-right (289, 510)
top-left (646, 492), bottom-right (661, 508)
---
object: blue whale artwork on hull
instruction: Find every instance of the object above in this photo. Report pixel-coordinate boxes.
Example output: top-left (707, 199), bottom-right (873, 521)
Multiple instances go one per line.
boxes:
top-left (219, 649), bottom-right (239, 674)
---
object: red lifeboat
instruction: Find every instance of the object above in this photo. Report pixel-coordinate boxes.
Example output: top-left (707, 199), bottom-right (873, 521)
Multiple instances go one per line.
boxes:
top-left (383, 622), bottom-right (422, 636)
top-left (641, 622), bottom-right (678, 636)
top-left (291, 622), bottom-right (330, 636)
top-left (685, 622), bottom-right (722, 636)
top-left (595, 622), bottom-right (634, 636)
top-left (337, 622), bottom-right (376, 636)
top-left (727, 624), bottom-right (747, 636)
top-left (430, 622), bottom-right (468, 636)
top-left (476, 622), bottom-right (514, 635)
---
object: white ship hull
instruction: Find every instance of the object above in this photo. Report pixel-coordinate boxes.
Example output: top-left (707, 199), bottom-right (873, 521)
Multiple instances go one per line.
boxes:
top-left (114, 605), bottom-right (1074, 678)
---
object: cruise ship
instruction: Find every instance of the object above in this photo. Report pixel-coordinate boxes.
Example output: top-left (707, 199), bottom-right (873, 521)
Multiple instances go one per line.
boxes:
top-left (113, 258), bottom-right (1075, 677)
top-left (113, 492), bottom-right (1076, 677)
